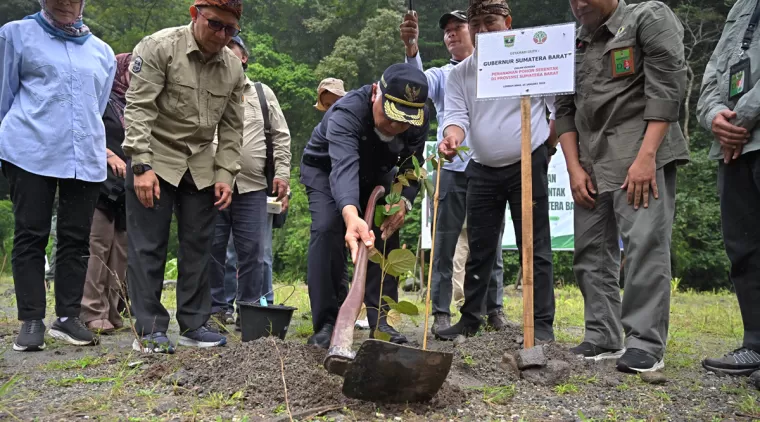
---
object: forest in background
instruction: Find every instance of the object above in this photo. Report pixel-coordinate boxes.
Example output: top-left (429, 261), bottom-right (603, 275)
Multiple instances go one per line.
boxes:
top-left (0, 0), bottom-right (736, 290)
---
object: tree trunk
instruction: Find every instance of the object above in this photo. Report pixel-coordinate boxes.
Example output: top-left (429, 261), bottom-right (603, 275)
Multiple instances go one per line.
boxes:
top-left (684, 65), bottom-right (695, 144)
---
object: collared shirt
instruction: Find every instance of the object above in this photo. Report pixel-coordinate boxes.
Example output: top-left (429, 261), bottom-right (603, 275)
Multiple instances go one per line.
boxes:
top-left (443, 55), bottom-right (555, 168)
top-left (555, 0), bottom-right (690, 193)
top-left (213, 78), bottom-right (292, 194)
top-left (0, 19), bottom-right (116, 182)
top-left (406, 53), bottom-right (472, 172)
top-left (123, 24), bottom-right (245, 189)
top-left (698, 0), bottom-right (760, 160)
top-left (302, 85), bottom-right (429, 212)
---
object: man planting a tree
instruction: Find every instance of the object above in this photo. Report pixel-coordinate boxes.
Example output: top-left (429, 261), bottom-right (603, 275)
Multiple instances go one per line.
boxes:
top-left (301, 64), bottom-right (430, 349)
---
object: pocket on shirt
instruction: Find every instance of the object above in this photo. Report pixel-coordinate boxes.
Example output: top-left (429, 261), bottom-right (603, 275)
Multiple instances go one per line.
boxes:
top-left (603, 37), bottom-right (639, 80)
top-left (206, 87), bottom-right (230, 127)
top-left (167, 80), bottom-right (198, 121)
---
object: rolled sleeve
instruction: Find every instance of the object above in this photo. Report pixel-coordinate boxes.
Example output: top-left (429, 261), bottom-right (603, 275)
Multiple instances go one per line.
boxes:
top-left (327, 111), bottom-right (362, 212)
top-left (122, 38), bottom-right (167, 166)
top-left (554, 94), bottom-right (577, 137)
top-left (214, 73), bottom-right (245, 186)
top-left (639, 2), bottom-right (687, 122)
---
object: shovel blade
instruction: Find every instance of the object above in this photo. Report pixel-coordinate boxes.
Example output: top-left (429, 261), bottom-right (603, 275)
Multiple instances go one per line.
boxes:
top-left (342, 340), bottom-right (453, 403)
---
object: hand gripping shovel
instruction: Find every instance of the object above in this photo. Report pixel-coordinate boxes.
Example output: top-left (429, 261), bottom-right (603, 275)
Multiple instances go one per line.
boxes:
top-left (324, 165), bottom-right (453, 404)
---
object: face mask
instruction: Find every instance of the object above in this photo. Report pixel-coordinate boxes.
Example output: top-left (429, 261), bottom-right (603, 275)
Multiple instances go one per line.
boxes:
top-left (374, 127), bottom-right (395, 143)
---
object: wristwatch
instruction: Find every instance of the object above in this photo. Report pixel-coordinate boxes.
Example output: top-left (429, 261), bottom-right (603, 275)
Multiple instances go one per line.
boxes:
top-left (401, 197), bottom-right (413, 212)
top-left (132, 164), bottom-right (152, 175)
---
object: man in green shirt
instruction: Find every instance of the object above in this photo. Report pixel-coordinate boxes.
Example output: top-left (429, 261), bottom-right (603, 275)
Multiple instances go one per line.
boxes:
top-left (122, 0), bottom-right (245, 354)
top-left (698, 0), bottom-right (760, 376)
top-left (555, 0), bottom-right (689, 373)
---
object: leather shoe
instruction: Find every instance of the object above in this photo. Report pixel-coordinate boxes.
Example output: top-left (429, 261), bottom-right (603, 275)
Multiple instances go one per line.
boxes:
top-left (435, 319), bottom-right (480, 341)
top-left (370, 323), bottom-right (408, 344)
top-left (431, 313), bottom-right (451, 335)
top-left (307, 323), bottom-right (334, 349)
top-left (486, 309), bottom-right (516, 331)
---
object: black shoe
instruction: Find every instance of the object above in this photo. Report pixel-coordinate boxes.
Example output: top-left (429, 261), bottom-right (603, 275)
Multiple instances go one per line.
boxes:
top-left (486, 309), bottom-right (514, 331)
top-left (435, 319), bottom-right (481, 341)
top-left (307, 323), bottom-right (334, 349)
top-left (431, 313), bottom-right (451, 335)
top-left (133, 332), bottom-right (175, 354)
top-left (370, 323), bottom-right (408, 345)
top-left (702, 348), bottom-right (760, 376)
top-left (49, 317), bottom-right (97, 346)
top-left (616, 348), bottom-right (664, 373)
top-left (14, 320), bottom-right (46, 352)
top-left (570, 342), bottom-right (625, 361)
top-left (179, 326), bottom-right (227, 348)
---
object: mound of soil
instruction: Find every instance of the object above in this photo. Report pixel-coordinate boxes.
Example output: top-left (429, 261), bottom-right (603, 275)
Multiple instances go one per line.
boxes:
top-left (165, 338), bottom-right (468, 415)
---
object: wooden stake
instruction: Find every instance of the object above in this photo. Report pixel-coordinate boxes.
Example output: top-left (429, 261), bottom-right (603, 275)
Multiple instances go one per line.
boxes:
top-left (422, 159), bottom-right (443, 350)
top-left (520, 95), bottom-right (535, 349)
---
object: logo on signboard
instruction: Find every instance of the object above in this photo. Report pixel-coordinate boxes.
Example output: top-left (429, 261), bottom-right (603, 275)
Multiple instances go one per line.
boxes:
top-left (504, 35), bottom-right (515, 47)
top-left (533, 31), bottom-right (548, 44)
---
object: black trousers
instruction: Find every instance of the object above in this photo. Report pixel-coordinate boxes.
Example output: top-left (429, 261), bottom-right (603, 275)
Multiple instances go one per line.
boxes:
top-left (126, 170), bottom-right (215, 335)
top-left (301, 163), bottom-right (399, 331)
top-left (461, 145), bottom-right (556, 340)
top-left (719, 150), bottom-right (760, 352)
top-left (2, 161), bottom-right (99, 321)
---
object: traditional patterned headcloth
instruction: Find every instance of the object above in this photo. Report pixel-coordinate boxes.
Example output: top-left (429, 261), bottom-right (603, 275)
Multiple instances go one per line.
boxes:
top-left (467, 0), bottom-right (511, 20)
top-left (194, 0), bottom-right (243, 20)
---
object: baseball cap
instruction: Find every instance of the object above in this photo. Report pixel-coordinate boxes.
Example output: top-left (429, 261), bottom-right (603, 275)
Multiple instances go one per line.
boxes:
top-left (378, 63), bottom-right (428, 127)
top-left (314, 78), bottom-right (347, 111)
top-left (228, 36), bottom-right (249, 57)
top-left (439, 10), bottom-right (467, 29)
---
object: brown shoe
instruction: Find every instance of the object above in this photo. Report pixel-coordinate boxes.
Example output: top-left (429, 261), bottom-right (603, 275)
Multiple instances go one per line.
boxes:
top-left (86, 320), bottom-right (115, 334)
top-left (486, 309), bottom-right (515, 331)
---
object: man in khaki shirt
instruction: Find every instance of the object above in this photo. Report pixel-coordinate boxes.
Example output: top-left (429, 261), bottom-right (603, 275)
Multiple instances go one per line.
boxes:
top-left (208, 36), bottom-right (292, 330)
top-left (555, 0), bottom-right (689, 373)
top-left (122, 0), bottom-right (245, 353)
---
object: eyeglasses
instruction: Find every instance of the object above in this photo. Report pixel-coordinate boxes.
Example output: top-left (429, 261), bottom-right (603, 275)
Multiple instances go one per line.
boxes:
top-left (196, 7), bottom-right (241, 37)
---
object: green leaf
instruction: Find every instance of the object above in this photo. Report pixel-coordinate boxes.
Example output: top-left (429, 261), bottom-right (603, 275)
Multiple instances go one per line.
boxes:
top-left (386, 192), bottom-right (401, 205)
top-left (397, 174), bottom-right (410, 187)
top-left (404, 169), bottom-right (418, 181)
top-left (368, 248), bottom-right (385, 266)
top-left (386, 248), bottom-right (416, 277)
top-left (391, 182), bottom-right (403, 195)
top-left (373, 331), bottom-right (392, 342)
top-left (383, 205), bottom-right (400, 216)
top-left (424, 179), bottom-right (435, 198)
top-left (456, 146), bottom-right (471, 153)
top-left (430, 157), bottom-right (439, 171)
top-left (374, 205), bottom-right (386, 227)
top-left (381, 295), bottom-right (397, 306)
top-left (412, 155), bottom-right (421, 171)
top-left (390, 300), bottom-right (419, 316)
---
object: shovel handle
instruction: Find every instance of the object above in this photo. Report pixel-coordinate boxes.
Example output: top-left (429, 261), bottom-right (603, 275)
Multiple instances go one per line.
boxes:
top-left (329, 186), bottom-right (386, 353)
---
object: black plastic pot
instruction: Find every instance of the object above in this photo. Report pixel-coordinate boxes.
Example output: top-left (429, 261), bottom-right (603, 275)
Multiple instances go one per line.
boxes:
top-left (237, 302), bottom-right (297, 342)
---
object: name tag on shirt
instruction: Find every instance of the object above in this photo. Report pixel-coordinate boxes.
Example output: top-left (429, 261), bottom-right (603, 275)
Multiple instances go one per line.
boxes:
top-left (729, 58), bottom-right (752, 101)
top-left (611, 47), bottom-right (635, 78)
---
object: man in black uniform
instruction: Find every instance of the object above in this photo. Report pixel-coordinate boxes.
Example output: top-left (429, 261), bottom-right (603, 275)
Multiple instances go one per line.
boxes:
top-left (301, 64), bottom-right (430, 349)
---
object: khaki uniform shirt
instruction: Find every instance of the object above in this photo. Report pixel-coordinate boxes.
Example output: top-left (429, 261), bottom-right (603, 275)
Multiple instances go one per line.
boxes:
top-left (697, 0), bottom-right (760, 160)
top-left (555, 0), bottom-right (690, 193)
top-left (213, 79), bottom-right (292, 193)
top-left (123, 24), bottom-right (245, 189)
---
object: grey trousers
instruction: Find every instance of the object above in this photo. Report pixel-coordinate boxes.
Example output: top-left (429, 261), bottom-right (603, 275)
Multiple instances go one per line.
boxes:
top-left (431, 168), bottom-right (504, 316)
top-left (574, 163), bottom-right (676, 359)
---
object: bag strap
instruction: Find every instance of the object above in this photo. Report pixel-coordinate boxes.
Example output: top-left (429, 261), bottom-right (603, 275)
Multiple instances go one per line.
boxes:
top-left (742, 0), bottom-right (760, 53)
top-left (254, 82), bottom-right (276, 194)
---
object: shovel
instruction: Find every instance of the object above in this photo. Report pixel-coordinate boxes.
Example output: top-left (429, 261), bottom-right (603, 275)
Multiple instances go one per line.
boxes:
top-left (324, 164), bottom-right (453, 403)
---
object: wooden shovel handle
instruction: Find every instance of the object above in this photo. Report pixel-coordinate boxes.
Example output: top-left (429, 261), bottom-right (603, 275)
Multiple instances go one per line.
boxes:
top-left (329, 186), bottom-right (386, 351)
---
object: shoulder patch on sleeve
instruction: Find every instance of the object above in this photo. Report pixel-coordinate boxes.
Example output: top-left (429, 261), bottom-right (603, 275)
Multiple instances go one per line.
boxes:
top-left (132, 56), bottom-right (143, 74)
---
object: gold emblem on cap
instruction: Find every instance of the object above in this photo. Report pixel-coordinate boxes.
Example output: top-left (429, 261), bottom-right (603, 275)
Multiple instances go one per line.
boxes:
top-left (405, 84), bottom-right (421, 103)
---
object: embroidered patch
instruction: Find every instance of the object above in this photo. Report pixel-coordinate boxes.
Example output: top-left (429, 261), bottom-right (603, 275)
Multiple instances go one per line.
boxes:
top-left (132, 56), bottom-right (143, 74)
top-left (611, 47), bottom-right (635, 78)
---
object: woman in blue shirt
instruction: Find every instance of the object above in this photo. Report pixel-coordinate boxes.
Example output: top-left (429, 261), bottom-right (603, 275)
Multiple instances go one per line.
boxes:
top-left (0, 0), bottom-right (116, 352)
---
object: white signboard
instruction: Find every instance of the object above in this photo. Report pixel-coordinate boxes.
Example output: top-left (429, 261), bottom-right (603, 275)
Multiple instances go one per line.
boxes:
top-left (476, 23), bottom-right (577, 99)
top-left (421, 142), bottom-right (575, 251)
